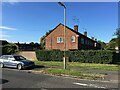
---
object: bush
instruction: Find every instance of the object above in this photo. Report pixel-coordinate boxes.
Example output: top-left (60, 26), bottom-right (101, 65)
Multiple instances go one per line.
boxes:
top-left (2, 44), bottom-right (18, 55)
top-left (36, 50), bottom-right (118, 64)
top-left (36, 50), bottom-right (63, 61)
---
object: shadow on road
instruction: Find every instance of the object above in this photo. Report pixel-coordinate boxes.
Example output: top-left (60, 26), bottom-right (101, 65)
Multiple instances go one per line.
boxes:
top-left (23, 65), bottom-right (46, 70)
top-left (0, 79), bottom-right (9, 84)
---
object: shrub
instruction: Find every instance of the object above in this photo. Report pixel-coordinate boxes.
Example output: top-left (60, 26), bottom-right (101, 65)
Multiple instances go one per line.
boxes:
top-left (36, 50), bottom-right (63, 61)
top-left (36, 50), bottom-right (118, 64)
top-left (2, 44), bottom-right (18, 55)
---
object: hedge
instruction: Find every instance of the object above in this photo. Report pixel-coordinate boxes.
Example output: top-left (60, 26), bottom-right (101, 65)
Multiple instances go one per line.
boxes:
top-left (36, 50), bottom-right (63, 61)
top-left (36, 50), bottom-right (119, 64)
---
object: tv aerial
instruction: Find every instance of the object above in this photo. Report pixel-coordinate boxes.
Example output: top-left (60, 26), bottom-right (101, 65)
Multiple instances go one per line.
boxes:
top-left (73, 16), bottom-right (79, 25)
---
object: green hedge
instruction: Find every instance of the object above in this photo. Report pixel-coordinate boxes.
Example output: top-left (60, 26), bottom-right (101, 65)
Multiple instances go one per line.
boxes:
top-left (36, 50), bottom-right (118, 64)
top-left (36, 50), bottom-right (63, 61)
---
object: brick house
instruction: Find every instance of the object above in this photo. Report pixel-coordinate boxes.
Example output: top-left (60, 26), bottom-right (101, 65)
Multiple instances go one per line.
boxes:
top-left (45, 23), bottom-right (101, 50)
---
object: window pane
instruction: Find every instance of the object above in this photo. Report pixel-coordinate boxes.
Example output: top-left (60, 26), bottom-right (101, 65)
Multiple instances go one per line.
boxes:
top-left (57, 37), bottom-right (63, 43)
top-left (71, 36), bottom-right (75, 42)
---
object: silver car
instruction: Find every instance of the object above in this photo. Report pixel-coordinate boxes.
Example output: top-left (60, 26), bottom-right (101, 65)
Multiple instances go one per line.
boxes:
top-left (0, 55), bottom-right (35, 70)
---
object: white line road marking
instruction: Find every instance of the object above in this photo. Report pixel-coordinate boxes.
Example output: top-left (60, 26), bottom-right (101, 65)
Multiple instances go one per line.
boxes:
top-left (73, 83), bottom-right (88, 86)
top-left (73, 82), bottom-right (106, 88)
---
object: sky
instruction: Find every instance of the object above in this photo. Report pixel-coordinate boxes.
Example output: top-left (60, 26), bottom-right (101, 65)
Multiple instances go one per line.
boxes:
top-left (1, 2), bottom-right (118, 43)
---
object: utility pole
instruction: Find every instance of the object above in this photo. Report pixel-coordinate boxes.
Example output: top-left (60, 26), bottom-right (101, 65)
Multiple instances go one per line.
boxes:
top-left (58, 2), bottom-right (66, 69)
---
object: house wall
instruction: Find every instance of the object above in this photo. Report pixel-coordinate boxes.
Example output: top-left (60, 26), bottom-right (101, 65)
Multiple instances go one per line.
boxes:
top-left (78, 36), bottom-right (95, 50)
top-left (45, 24), bottom-right (78, 51)
top-left (45, 24), bottom-right (101, 50)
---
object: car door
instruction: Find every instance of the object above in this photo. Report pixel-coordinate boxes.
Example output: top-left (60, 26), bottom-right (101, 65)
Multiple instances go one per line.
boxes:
top-left (8, 56), bottom-right (17, 68)
top-left (3, 56), bottom-right (10, 66)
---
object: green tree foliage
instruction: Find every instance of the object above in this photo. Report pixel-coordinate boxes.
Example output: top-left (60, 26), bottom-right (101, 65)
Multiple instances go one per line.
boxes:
top-left (40, 35), bottom-right (45, 50)
top-left (98, 40), bottom-right (106, 50)
top-left (29, 42), bottom-right (34, 46)
top-left (2, 44), bottom-right (18, 55)
top-left (106, 38), bottom-right (117, 50)
top-left (40, 30), bottom-right (52, 50)
top-left (114, 28), bottom-right (120, 49)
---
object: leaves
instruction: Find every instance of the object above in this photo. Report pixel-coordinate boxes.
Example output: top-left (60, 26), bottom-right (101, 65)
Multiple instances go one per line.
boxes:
top-left (2, 44), bottom-right (18, 55)
top-left (36, 50), bottom-right (115, 64)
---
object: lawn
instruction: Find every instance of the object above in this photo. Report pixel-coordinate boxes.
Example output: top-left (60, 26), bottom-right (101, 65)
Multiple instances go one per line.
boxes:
top-left (35, 61), bottom-right (118, 71)
top-left (34, 61), bottom-right (118, 80)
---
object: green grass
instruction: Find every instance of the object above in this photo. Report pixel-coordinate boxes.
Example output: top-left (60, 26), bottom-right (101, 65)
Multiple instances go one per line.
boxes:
top-left (67, 62), bottom-right (118, 71)
top-left (34, 61), bottom-right (119, 80)
top-left (35, 61), bottom-right (118, 71)
top-left (41, 68), bottom-right (104, 80)
top-left (35, 61), bottom-right (63, 67)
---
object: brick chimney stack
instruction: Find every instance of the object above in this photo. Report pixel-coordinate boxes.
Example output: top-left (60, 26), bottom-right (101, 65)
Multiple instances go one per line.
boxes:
top-left (74, 25), bottom-right (78, 32)
top-left (84, 31), bottom-right (87, 36)
top-left (92, 37), bottom-right (94, 40)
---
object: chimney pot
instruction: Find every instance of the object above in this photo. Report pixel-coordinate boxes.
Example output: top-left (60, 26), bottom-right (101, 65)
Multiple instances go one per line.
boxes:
top-left (74, 25), bottom-right (78, 32)
top-left (92, 37), bottom-right (94, 40)
top-left (84, 31), bottom-right (87, 36)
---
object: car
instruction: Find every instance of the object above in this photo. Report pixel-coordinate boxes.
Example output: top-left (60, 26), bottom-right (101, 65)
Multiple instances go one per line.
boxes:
top-left (0, 55), bottom-right (35, 70)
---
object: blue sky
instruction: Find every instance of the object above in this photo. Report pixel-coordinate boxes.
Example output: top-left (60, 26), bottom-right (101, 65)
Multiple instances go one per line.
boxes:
top-left (1, 2), bottom-right (118, 43)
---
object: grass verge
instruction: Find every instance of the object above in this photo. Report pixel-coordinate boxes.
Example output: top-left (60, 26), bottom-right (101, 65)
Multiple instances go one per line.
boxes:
top-left (35, 61), bottom-right (118, 71)
top-left (33, 68), bottom-right (106, 80)
top-left (33, 61), bottom-right (118, 80)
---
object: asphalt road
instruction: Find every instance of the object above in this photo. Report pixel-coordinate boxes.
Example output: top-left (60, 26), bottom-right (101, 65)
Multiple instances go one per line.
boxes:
top-left (0, 68), bottom-right (119, 90)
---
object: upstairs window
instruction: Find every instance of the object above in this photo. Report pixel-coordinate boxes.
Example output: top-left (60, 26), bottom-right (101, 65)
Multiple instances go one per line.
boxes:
top-left (71, 36), bottom-right (75, 42)
top-left (57, 37), bottom-right (63, 43)
top-left (81, 38), bottom-right (84, 44)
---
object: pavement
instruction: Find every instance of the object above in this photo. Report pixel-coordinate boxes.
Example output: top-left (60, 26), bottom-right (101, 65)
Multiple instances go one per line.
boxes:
top-left (0, 67), bottom-right (119, 89)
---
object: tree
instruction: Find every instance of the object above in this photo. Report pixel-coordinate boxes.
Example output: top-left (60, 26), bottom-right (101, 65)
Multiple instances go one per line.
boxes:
top-left (29, 42), bottom-right (34, 45)
top-left (2, 44), bottom-right (18, 55)
top-left (40, 35), bottom-right (45, 50)
top-left (98, 40), bottom-right (106, 50)
top-left (114, 28), bottom-right (120, 49)
top-left (40, 30), bottom-right (52, 50)
top-left (106, 38), bottom-right (118, 50)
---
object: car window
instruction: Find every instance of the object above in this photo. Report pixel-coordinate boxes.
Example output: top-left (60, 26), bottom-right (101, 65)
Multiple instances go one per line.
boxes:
top-left (2, 56), bottom-right (9, 60)
top-left (13, 56), bottom-right (26, 61)
top-left (8, 56), bottom-right (13, 58)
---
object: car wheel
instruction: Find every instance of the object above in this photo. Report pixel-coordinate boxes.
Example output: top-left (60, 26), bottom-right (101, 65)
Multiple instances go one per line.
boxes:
top-left (17, 64), bottom-right (22, 70)
top-left (0, 63), bottom-right (4, 68)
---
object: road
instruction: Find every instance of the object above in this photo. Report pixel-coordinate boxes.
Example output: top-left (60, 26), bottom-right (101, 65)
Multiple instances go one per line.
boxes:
top-left (0, 68), bottom-right (119, 89)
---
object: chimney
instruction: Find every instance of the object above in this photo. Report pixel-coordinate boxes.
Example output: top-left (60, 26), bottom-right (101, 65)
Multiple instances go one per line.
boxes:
top-left (92, 37), bottom-right (94, 40)
top-left (95, 38), bottom-right (97, 41)
top-left (84, 31), bottom-right (87, 36)
top-left (74, 25), bottom-right (78, 32)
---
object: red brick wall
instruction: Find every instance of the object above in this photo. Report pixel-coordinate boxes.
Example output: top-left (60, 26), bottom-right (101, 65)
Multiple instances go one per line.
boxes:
top-left (45, 24), bottom-right (78, 51)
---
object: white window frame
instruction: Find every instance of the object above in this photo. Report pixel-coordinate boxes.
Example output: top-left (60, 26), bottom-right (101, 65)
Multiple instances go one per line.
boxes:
top-left (57, 37), bottom-right (63, 43)
top-left (71, 36), bottom-right (75, 42)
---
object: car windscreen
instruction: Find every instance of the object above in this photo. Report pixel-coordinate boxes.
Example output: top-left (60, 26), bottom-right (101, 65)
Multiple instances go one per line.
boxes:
top-left (13, 56), bottom-right (26, 61)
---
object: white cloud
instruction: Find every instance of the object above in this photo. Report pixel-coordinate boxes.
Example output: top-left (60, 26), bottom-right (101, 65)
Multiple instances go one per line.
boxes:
top-left (0, 26), bottom-right (17, 30)
top-left (2, 0), bottom-right (19, 5)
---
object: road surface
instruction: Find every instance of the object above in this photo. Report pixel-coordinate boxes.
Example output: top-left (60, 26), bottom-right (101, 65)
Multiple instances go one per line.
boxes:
top-left (1, 68), bottom-right (119, 89)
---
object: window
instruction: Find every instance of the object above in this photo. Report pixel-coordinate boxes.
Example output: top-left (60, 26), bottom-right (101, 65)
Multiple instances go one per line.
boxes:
top-left (81, 38), bottom-right (84, 44)
top-left (57, 37), bottom-right (63, 43)
top-left (85, 39), bottom-right (87, 45)
top-left (71, 36), bottom-right (75, 42)
top-left (2, 55), bottom-right (9, 60)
